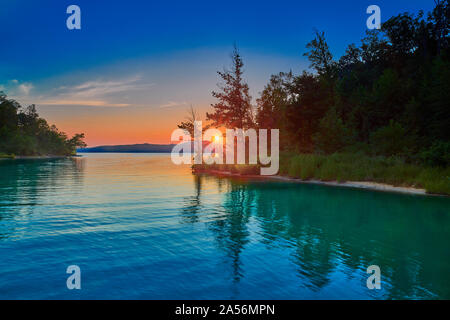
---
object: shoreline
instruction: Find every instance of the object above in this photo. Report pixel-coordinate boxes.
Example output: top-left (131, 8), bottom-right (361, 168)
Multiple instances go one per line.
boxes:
top-left (1, 155), bottom-right (82, 160)
top-left (193, 168), bottom-right (443, 197)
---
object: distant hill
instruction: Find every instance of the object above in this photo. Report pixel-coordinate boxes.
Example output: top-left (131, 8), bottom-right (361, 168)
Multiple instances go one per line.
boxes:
top-left (77, 143), bottom-right (175, 153)
top-left (77, 142), bottom-right (211, 153)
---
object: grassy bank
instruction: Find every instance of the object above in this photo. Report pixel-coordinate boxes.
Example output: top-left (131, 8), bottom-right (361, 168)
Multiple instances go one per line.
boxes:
top-left (193, 152), bottom-right (450, 195)
top-left (0, 153), bottom-right (15, 159)
top-left (280, 153), bottom-right (449, 195)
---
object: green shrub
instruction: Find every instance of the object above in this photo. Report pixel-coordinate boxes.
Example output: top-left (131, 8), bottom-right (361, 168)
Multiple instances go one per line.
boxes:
top-left (288, 154), bottom-right (324, 179)
top-left (420, 141), bottom-right (450, 167)
top-left (370, 120), bottom-right (415, 157)
top-left (313, 107), bottom-right (354, 154)
top-left (0, 152), bottom-right (14, 159)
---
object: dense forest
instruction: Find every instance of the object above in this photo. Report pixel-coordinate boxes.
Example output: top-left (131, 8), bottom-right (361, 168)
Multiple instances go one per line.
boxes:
top-left (257, 1), bottom-right (449, 167)
top-left (0, 93), bottom-right (86, 157)
top-left (197, 1), bottom-right (449, 168)
top-left (186, 1), bottom-right (450, 194)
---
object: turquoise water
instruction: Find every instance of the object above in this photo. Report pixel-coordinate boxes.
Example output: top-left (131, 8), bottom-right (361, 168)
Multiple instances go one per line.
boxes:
top-left (0, 153), bottom-right (449, 299)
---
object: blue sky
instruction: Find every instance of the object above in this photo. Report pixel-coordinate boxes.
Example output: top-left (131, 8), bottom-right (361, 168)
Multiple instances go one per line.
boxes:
top-left (0, 0), bottom-right (434, 145)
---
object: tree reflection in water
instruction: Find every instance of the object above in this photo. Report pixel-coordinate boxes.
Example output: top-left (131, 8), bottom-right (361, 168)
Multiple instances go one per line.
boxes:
top-left (181, 173), bottom-right (450, 299)
top-left (0, 158), bottom-right (84, 239)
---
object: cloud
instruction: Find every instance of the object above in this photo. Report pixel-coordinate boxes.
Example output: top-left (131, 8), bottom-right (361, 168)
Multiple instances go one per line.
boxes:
top-left (23, 75), bottom-right (154, 107)
top-left (64, 75), bottom-right (151, 99)
top-left (2, 75), bottom-right (159, 107)
top-left (18, 83), bottom-right (33, 96)
top-left (39, 100), bottom-right (130, 107)
top-left (159, 101), bottom-right (188, 108)
top-left (0, 80), bottom-right (34, 96)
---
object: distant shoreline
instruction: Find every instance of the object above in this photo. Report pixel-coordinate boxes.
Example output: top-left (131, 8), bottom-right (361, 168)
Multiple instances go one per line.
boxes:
top-left (193, 168), bottom-right (443, 197)
top-left (15, 155), bottom-right (77, 159)
top-left (77, 143), bottom-right (175, 153)
top-left (0, 155), bottom-right (81, 160)
top-left (77, 151), bottom-right (172, 153)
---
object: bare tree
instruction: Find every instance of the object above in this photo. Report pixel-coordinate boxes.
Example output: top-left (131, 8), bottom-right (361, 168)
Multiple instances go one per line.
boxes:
top-left (177, 105), bottom-right (198, 136)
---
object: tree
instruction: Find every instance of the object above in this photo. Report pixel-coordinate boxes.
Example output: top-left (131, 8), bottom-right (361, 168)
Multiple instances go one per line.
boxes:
top-left (206, 46), bottom-right (254, 129)
top-left (304, 31), bottom-right (335, 77)
top-left (420, 140), bottom-right (450, 166)
top-left (178, 105), bottom-right (200, 136)
top-left (256, 71), bottom-right (293, 130)
top-left (0, 92), bottom-right (19, 132)
top-left (251, 1), bottom-right (448, 166)
top-left (370, 120), bottom-right (415, 156)
top-left (285, 71), bottom-right (333, 152)
top-left (430, 0), bottom-right (449, 55)
top-left (67, 133), bottom-right (87, 154)
top-left (421, 57), bottom-right (450, 142)
top-left (360, 30), bottom-right (389, 66)
top-left (313, 107), bottom-right (353, 154)
top-left (382, 12), bottom-right (420, 57)
top-left (338, 44), bottom-right (362, 72)
top-left (0, 93), bottom-right (86, 156)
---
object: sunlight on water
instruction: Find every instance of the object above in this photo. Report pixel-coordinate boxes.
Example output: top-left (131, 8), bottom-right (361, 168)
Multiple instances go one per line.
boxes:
top-left (0, 153), bottom-right (449, 299)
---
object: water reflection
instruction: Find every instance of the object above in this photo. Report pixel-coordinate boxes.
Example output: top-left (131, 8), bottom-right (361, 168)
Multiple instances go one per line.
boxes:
top-left (1, 154), bottom-right (448, 299)
top-left (209, 183), bottom-right (252, 283)
top-left (0, 158), bottom-right (84, 239)
top-left (180, 175), bottom-right (203, 224)
top-left (184, 173), bottom-right (450, 299)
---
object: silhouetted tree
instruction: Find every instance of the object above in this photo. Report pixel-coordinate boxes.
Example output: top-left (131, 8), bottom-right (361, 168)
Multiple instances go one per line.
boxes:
top-left (207, 46), bottom-right (254, 129)
top-left (178, 105), bottom-right (200, 136)
top-left (0, 93), bottom-right (86, 156)
top-left (252, 1), bottom-right (449, 164)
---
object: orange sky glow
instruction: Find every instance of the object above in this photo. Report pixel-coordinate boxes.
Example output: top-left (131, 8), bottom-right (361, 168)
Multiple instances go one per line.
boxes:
top-left (38, 104), bottom-right (212, 147)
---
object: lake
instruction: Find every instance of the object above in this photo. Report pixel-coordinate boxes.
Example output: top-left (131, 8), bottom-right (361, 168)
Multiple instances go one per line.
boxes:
top-left (0, 153), bottom-right (449, 299)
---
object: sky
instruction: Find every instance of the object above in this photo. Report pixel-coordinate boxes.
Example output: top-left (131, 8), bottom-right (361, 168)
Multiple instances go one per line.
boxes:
top-left (0, 0), bottom-right (434, 146)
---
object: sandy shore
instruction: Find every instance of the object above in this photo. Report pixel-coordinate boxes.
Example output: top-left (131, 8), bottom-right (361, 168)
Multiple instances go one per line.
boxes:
top-left (193, 169), bottom-right (432, 196)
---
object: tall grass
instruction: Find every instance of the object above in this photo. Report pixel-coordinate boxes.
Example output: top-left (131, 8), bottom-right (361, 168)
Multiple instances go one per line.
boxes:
top-left (281, 152), bottom-right (450, 195)
top-left (193, 152), bottom-right (450, 195)
top-left (0, 152), bottom-right (14, 159)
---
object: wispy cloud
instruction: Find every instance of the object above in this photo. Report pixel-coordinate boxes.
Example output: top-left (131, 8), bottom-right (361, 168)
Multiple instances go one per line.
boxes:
top-left (2, 75), bottom-right (155, 107)
top-left (18, 83), bottom-right (33, 96)
top-left (38, 75), bottom-right (153, 107)
top-left (62, 75), bottom-right (149, 98)
top-left (40, 100), bottom-right (130, 107)
top-left (159, 101), bottom-right (188, 108)
top-left (1, 79), bottom-right (34, 96)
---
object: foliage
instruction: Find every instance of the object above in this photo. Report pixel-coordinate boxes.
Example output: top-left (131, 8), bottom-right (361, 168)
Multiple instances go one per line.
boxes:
top-left (0, 93), bottom-right (86, 156)
top-left (192, 1), bottom-right (449, 190)
top-left (304, 30), bottom-right (335, 76)
top-left (206, 46), bottom-right (254, 129)
top-left (313, 107), bottom-right (354, 154)
top-left (370, 120), bottom-right (415, 157)
top-left (178, 105), bottom-right (200, 136)
top-left (282, 152), bottom-right (450, 195)
top-left (0, 152), bottom-right (14, 159)
top-left (253, 1), bottom-right (449, 166)
top-left (420, 140), bottom-right (450, 167)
